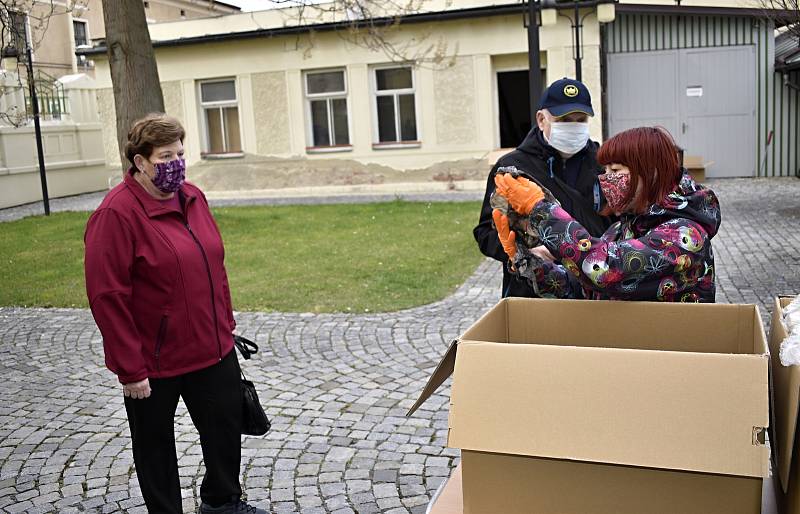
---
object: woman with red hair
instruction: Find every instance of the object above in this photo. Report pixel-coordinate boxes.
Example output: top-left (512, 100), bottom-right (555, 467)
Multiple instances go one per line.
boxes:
top-left (492, 126), bottom-right (721, 302)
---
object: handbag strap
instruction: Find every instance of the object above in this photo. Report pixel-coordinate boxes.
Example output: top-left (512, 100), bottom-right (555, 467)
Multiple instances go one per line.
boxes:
top-left (233, 334), bottom-right (258, 360)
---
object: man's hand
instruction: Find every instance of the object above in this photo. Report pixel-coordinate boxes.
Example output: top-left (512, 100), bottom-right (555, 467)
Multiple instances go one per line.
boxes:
top-left (123, 378), bottom-right (151, 400)
top-left (493, 174), bottom-right (545, 216)
top-left (492, 209), bottom-right (517, 261)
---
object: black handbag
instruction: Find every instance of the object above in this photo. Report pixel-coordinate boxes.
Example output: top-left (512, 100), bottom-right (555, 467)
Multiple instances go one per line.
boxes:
top-left (233, 335), bottom-right (271, 436)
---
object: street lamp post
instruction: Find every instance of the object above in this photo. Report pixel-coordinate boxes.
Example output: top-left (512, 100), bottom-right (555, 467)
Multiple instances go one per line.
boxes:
top-left (526, 0), bottom-right (544, 124)
top-left (22, 24), bottom-right (50, 216)
top-left (541, 0), bottom-right (616, 83)
top-left (572, 0), bottom-right (583, 80)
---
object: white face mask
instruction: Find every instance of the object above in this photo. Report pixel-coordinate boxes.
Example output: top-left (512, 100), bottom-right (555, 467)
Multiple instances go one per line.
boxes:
top-left (547, 122), bottom-right (590, 157)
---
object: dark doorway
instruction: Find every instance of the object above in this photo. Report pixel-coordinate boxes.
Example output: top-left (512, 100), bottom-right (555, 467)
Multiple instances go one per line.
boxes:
top-left (497, 70), bottom-right (532, 148)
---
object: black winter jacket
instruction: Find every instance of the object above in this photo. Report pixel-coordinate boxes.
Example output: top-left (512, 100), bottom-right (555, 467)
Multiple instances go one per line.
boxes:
top-left (473, 127), bottom-right (614, 297)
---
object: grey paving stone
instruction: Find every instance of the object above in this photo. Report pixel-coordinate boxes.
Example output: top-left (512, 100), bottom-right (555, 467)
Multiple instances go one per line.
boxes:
top-left (2, 178), bottom-right (799, 512)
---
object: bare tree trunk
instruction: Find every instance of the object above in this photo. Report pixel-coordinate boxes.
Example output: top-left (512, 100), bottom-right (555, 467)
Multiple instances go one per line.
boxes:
top-left (102, 0), bottom-right (164, 176)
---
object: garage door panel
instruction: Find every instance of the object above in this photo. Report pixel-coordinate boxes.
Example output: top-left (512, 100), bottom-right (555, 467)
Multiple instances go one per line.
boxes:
top-left (607, 45), bottom-right (756, 178)
top-left (684, 114), bottom-right (756, 176)
top-left (607, 51), bottom-right (679, 122)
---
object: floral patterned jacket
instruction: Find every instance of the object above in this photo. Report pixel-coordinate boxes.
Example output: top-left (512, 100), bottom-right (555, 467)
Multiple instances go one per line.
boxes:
top-left (512, 171), bottom-right (721, 302)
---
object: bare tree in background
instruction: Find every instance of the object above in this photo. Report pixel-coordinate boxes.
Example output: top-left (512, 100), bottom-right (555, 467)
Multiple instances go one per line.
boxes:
top-left (0, 0), bottom-right (86, 126)
top-left (238, 0), bottom-right (457, 67)
top-left (759, 1), bottom-right (800, 40)
top-left (101, 0), bottom-right (165, 174)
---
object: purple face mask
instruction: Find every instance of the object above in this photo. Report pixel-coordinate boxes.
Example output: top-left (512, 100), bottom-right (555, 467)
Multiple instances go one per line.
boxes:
top-left (150, 158), bottom-right (186, 193)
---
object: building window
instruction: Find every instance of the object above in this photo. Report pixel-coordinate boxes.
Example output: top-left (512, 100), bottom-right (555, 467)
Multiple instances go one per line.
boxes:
top-left (8, 11), bottom-right (27, 51)
top-left (73, 20), bottom-right (88, 47)
top-left (373, 66), bottom-right (418, 145)
top-left (199, 79), bottom-right (242, 155)
top-left (304, 70), bottom-right (350, 149)
top-left (143, 1), bottom-right (150, 8)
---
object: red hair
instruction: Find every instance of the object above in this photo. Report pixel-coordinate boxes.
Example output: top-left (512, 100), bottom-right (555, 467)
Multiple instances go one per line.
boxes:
top-left (597, 127), bottom-right (681, 214)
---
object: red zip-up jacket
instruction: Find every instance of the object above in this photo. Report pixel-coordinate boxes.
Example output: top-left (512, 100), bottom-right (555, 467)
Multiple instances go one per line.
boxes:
top-left (84, 173), bottom-right (235, 384)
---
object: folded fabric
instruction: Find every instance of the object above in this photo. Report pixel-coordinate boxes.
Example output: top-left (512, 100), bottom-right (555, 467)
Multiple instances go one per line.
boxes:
top-left (779, 295), bottom-right (800, 366)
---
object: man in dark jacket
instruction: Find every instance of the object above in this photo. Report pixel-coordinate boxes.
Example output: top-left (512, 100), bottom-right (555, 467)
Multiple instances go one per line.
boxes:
top-left (474, 77), bottom-right (613, 297)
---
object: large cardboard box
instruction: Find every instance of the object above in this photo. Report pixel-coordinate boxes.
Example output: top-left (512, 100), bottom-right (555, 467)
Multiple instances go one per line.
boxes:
top-left (427, 463), bottom-right (781, 514)
top-left (409, 298), bottom-right (770, 514)
top-left (683, 155), bottom-right (711, 182)
top-left (770, 296), bottom-right (800, 514)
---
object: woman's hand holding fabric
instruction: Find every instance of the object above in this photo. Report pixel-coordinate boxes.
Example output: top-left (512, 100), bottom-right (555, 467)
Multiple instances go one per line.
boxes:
top-left (493, 173), bottom-right (545, 216)
top-left (123, 378), bottom-right (151, 400)
top-left (492, 209), bottom-right (517, 261)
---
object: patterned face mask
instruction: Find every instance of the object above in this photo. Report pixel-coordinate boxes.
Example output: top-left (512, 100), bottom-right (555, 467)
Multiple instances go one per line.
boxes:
top-left (150, 158), bottom-right (186, 193)
top-left (598, 171), bottom-right (631, 213)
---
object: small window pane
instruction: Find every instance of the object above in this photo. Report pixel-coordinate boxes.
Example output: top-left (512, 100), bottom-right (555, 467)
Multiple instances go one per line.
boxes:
top-left (201, 81), bottom-right (236, 103)
top-left (310, 100), bottom-right (330, 147)
top-left (73, 21), bottom-right (87, 46)
top-left (331, 98), bottom-right (349, 145)
top-left (307, 71), bottom-right (345, 95)
top-left (224, 107), bottom-right (241, 152)
top-left (399, 94), bottom-right (417, 141)
top-left (206, 108), bottom-right (224, 153)
top-left (376, 68), bottom-right (412, 91)
top-left (376, 96), bottom-right (397, 142)
top-left (10, 12), bottom-right (26, 50)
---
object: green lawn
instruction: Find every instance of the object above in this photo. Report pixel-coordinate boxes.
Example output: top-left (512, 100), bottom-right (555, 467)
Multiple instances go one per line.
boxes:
top-left (0, 201), bottom-right (485, 312)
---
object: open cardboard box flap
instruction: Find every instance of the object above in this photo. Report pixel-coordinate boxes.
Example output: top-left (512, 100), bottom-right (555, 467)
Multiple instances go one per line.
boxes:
top-left (409, 298), bottom-right (770, 478)
top-left (770, 296), bottom-right (800, 493)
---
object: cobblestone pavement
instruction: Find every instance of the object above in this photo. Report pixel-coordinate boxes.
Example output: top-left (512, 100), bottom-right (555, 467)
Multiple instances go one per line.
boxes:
top-left (1, 178), bottom-right (799, 513)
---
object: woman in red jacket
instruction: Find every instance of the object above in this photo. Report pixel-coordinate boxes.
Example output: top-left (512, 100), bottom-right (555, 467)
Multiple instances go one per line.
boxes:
top-left (84, 113), bottom-right (265, 514)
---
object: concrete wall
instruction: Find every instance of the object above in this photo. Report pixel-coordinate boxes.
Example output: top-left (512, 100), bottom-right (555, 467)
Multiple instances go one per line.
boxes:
top-left (81, 0), bottom-right (239, 42)
top-left (0, 1), bottom-right (77, 78)
top-left (0, 72), bottom-right (108, 208)
top-left (0, 123), bottom-right (107, 208)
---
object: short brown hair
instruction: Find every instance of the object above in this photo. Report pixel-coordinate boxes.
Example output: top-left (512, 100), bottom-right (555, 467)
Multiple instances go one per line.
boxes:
top-left (597, 126), bottom-right (682, 214)
top-left (124, 113), bottom-right (185, 165)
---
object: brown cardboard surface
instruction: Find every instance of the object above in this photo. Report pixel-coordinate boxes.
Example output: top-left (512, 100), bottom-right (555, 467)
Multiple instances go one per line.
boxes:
top-left (411, 298), bottom-right (772, 512)
top-left (502, 297), bottom-right (760, 354)
top-left (461, 450), bottom-right (763, 514)
top-left (771, 297), bottom-right (796, 493)
top-left (684, 155), bottom-right (709, 182)
top-left (448, 340), bottom-right (769, 477)
top-left (426, 452), bottom-right (777, 514)
top-left (768, 295), bottom-right (800, 514)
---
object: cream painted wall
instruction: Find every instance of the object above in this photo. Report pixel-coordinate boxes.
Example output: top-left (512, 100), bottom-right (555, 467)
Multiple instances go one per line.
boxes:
top-left (92, 13), bottom-right (609, 169)
top-left (434, 56), bottom-right (478, 146)
top-left (251, 71), bottom-right (292, 155)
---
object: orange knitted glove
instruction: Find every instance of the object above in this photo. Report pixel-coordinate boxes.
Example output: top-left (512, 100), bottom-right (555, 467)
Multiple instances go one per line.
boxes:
top-left (492, 209), bottom-right (516, 262)
top-left (493, 173), bottom-right (545, 216)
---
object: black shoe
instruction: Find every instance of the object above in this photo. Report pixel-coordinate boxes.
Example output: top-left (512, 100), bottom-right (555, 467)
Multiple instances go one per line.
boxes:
top-left (198, 499), bottom-right (266, 514)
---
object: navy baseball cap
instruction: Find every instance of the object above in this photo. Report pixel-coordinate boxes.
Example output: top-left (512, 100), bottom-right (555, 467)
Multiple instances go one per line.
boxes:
top-left (539, 77), bottom-right (594, 117)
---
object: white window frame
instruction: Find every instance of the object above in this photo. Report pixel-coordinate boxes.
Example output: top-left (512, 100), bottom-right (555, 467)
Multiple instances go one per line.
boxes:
top-left (72, 18), bottom-right (90, 49)
top-left (304, 68), bottom-right (352, 152)
top-left (370, 65), bottom-right (421, 149)
top-left (198, 78), bottom-right (243, 157)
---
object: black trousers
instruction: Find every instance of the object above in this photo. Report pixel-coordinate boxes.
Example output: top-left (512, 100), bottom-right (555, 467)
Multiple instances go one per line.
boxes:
top-left (124, 349), bottom-right (243, 514)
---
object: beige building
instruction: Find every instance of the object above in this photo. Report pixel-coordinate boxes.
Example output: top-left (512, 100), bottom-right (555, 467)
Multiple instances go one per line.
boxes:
top-left (82, 0), bottom-right (800, 185)
top-left (1, 0), bottom-right (240, 79)
top-left (0, 0), bottom-right (239, 209)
